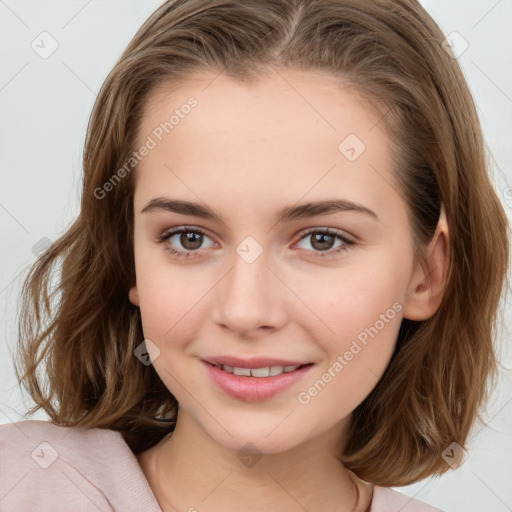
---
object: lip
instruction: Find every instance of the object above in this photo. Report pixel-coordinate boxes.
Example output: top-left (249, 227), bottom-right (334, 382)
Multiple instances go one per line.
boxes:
top-left (201, 359), bottom-right (314, 402)
top-left (201, 356), bottom-right (309, 368)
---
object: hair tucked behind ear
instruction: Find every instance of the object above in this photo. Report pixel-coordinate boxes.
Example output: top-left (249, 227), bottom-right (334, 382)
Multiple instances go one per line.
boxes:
top-left (15, 0), bottom-right (510, 484)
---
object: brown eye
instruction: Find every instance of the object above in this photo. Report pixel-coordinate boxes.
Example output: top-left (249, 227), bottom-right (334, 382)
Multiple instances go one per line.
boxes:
top-left (158, 226), bottom-right (216, 258)
top-left (296, 228), bottom-right (355, 258)
top-left (178, 231), bottom-right (204, 251)
top-left (309, 232), bottom-right (336, 251)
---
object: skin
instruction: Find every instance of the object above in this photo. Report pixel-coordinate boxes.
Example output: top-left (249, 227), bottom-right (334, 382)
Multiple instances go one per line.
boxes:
top-left (128, 68), bottom-right (448, 512)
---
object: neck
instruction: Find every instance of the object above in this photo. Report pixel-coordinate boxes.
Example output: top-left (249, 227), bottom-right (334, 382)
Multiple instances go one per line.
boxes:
top-left (137, 410), bottom-right (373, 512)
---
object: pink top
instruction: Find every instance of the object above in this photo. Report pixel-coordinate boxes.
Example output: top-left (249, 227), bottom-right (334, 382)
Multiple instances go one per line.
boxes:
top-left (0, 420), bottom-right (445, 512)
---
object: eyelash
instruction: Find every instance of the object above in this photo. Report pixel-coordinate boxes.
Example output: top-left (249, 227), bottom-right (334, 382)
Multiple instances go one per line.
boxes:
top-left (157, 226), bottom-right (355, 260)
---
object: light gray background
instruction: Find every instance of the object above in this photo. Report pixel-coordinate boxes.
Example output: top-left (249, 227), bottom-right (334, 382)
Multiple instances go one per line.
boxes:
top-left (1, 1), bottom-right (511, 511)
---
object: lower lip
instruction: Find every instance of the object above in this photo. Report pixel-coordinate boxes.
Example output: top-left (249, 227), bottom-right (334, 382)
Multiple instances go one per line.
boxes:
top-left (202, 361), bottom-right (313, 402)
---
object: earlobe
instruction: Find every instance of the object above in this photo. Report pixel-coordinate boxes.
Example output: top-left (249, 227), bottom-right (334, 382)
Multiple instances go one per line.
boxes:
top-left (402, 205), bottom-right (449, 321)
top-left (129, 285), bottom-right (140, 307)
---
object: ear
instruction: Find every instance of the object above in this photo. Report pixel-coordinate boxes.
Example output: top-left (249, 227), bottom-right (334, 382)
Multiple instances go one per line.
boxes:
top-left (402, 205), bottom-right (449, 321)
top-left (129, 284), bottom-right (140, 307)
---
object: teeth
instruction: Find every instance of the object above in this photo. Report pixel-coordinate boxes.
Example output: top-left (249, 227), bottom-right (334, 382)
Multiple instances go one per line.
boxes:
top-left (269, 366), bottom-right (283, 376)
top-left (233, 367), bottom-right (251, 376)
top-left (220, 364), bottom-right (301, 377)
top-left (251, 367), bottom-right (270, 377)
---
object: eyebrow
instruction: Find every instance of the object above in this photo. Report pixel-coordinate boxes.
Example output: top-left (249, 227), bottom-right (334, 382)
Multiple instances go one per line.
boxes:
top-left (141, 197), bottom-right (378, 222)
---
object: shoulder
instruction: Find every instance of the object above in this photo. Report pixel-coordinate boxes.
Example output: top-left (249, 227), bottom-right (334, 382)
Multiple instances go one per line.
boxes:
top-left (370, 485), bottom-right (447, 512)
top-left (0, 419), bottom-right (161, 512)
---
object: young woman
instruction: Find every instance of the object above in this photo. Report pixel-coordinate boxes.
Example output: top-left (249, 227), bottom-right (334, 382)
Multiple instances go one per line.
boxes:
top-left (1, 1), bottom-right (509, 511)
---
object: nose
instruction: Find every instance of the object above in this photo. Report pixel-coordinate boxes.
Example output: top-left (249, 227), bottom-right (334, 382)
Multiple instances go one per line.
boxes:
top-left (212, 245), bottom-right (288, 339)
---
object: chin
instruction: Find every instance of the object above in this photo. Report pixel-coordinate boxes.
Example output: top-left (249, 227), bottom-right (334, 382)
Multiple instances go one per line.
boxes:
top-left (197, 413), bottom-right (313, 456)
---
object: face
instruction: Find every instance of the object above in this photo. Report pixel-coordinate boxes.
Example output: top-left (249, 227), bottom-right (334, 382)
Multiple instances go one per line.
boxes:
top-left (129, 68), bottom-right (423, 454)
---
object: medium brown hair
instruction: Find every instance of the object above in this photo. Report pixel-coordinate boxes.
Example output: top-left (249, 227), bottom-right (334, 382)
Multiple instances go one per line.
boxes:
top-left (15, 0), bottom-right (510, 486)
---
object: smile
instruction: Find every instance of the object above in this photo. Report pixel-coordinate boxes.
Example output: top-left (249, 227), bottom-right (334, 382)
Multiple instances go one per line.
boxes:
top-left (217, 364), bottom-right (302, 377)
top-left (202, 360), bottom-right (314, 401)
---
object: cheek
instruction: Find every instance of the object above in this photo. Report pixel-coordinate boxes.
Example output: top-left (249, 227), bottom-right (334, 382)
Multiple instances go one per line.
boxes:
top-left (291, 253), bottom-right (408, 347)
top-left (295, 293), bottom-right (403, 423)
top-left (291, 256), bottom-right (406, 406)
top-left (134, 258), bottom-right (217, 357)
top-left (136, 270), bottom-right (207, 397)
top-left (132, 231), bottom-right (201, 336)
top-left (328, 285), bottom-right (403, 355)
top-left (137, 280), bottom-right (203, 344)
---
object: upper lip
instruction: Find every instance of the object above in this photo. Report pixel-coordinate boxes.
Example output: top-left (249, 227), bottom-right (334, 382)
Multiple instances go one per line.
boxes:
top-left (202, 356), bottom-right (311, 369)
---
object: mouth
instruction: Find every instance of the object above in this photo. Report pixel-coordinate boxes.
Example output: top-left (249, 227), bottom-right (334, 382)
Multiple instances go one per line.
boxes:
top-left (210, 362), bottom-right (310, 377)
top-left (201, 358), bottom-right (314, 401)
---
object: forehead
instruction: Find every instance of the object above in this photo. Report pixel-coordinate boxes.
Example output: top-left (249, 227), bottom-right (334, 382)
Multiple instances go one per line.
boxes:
top-left (139, 68), bottom-right (381, 143)
top-left (133, 68), bottom-right (404, 224)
